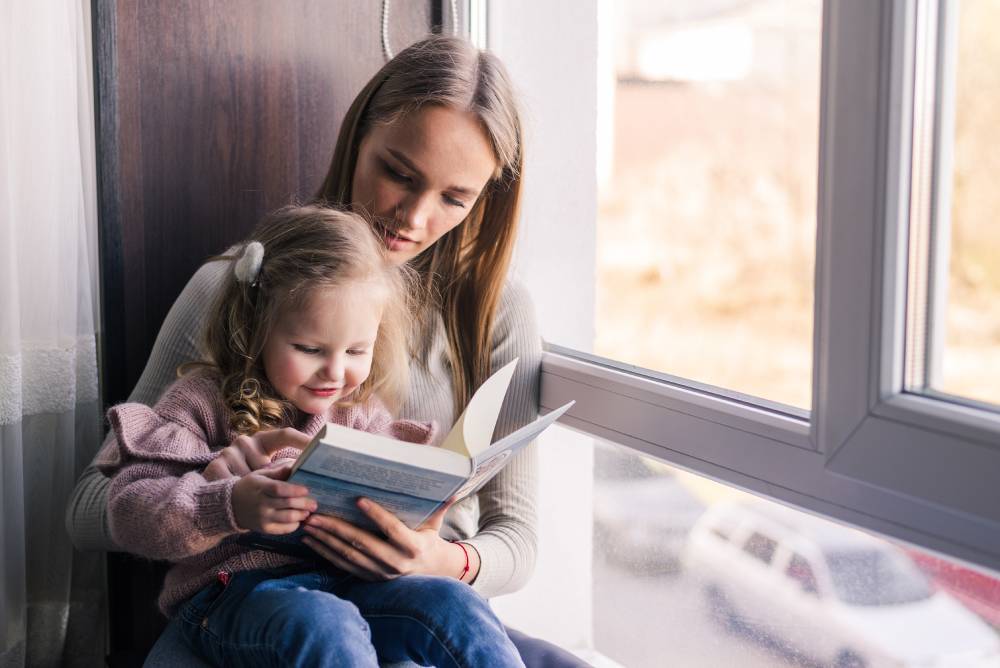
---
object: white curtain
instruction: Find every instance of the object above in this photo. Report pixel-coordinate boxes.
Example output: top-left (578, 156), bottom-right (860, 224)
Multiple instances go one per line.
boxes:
top-left (0, 1), bottom-right (105, 666)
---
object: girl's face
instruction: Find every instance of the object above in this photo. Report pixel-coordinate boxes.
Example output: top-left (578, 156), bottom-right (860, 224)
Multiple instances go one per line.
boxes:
top-left (262, 282), bottom-right (382, 415)
top-left (351, 105), bottom-right (498, 265)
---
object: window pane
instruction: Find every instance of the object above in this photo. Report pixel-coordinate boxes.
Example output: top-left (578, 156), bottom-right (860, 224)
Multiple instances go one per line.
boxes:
top-left (595, 0), bottom-right (821, 409)
top-left (936, 0), bottom-right (1000, 406)
top-left (592, 440), bottom-right (1000, 667)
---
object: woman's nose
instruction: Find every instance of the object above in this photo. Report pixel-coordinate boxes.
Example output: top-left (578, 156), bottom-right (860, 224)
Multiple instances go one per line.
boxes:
top-left (398, 192), bottom-right (434, 230)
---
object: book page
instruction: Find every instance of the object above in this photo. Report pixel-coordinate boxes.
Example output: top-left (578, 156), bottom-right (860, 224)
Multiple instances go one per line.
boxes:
top-left (470, 401), bottom-right (574, 468)
top-left (452, 401), bottom-right (575, 500)
top-left (439, 358), bottom-right (519, 457)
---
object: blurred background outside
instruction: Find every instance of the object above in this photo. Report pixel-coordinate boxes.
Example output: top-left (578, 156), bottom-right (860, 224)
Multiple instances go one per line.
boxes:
top-left (590, 1), bottom-right (1000, 665)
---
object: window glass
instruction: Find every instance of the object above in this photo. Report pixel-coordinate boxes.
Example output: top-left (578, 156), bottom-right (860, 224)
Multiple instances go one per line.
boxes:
top-left (595, 0), bottom-right (822, 409)
top-left (936, 0), bottom-right (1000, 406)
top-left (825, 550), bottom-right (932, 606)
top-left (742, 531), bottom-right (777, 564)
top-left (591, 440), bottom-right (1000, 667)
top-left (785, 554), bottom-right (818, 594)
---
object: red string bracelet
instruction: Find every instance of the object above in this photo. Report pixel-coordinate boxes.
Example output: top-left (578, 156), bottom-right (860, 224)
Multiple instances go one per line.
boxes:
top-left (452, 540), bottom-right (470, 581)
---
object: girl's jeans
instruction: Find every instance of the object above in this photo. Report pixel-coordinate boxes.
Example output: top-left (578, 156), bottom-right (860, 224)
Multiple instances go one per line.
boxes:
top-left (175, 563), bottom-right (525, 668)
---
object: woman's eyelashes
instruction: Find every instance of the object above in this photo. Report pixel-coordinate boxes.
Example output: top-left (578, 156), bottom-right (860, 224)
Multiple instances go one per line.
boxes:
top-left (443, 193), bottom-right (466, 209)
top-left (381, 159), bottom-right (411, 184)
top-left (380, 158), bottom-right (468, 209)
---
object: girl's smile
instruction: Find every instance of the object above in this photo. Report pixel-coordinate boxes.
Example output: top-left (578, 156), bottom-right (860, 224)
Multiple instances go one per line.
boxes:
top-left (262, 282), bottom-right (383, 415)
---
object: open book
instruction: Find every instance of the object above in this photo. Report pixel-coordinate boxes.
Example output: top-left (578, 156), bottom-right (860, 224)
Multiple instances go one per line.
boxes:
top-left (284, 358), bottom-right (573, 531)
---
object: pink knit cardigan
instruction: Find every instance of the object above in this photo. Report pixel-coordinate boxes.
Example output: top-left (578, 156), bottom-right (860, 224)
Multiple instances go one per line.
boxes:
top-left (96, 370), bottom-right (435, 616)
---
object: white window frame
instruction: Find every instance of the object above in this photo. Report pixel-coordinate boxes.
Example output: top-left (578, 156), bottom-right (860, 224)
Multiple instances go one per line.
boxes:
top-left (500, 0), bottom-right (1000, 576)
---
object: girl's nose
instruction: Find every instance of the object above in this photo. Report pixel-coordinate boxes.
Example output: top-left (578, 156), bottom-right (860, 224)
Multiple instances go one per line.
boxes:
top-left (322, 355), bottom-right (344, 382)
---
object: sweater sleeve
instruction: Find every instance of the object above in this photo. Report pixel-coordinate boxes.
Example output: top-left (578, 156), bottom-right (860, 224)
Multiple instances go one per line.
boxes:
top-left (464, 280), bottom-right (541, 598)
top-left (65, 259), bottom-right (230, 551)
top-left (102, 403), bottom-right (242, 560)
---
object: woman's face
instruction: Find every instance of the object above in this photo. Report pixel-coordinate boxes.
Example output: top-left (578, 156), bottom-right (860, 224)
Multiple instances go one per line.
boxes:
top-left (351, 105), bottom-right (498, 265)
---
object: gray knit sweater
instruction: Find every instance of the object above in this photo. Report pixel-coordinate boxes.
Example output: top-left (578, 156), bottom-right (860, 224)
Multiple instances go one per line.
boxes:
top-left (66, 258), bottom-right (541, 599)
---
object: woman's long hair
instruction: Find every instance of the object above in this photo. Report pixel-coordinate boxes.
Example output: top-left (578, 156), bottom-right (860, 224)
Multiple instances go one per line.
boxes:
top-left (198, 204), bottom-right (414, 435)
top-left (316, 35), bottom-right (524, 414)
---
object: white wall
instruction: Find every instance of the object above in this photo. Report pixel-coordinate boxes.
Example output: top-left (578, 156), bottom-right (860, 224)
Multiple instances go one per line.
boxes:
top-left (486, 0), bottom-right (599, 652)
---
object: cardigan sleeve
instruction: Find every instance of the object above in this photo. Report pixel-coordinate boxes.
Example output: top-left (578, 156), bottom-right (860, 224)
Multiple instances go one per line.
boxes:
top-left (464, 280), bottom-right (542, 598)
top-left (98, 375), bottom-right (243, 560)
top-left (65, 259), bottom-right (230, 551)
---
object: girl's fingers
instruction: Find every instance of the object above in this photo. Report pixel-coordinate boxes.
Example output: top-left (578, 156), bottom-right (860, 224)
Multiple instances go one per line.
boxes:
top-left (261, 521), bottom-right (303, 535)
top-left (233, 435), bottom-right (272, 470)
top-left (269, 495), bottom-right (317, 511)
top-left (255, 428), bottom-right (312, 456)
top-left (259, 477), bottom-right (310, 498)
top-left (221, 449), bottom-right (252, 476)
top-left (256, 462), bottom-right (294, 481)
top-left (266, 509), bottom-right (312, 524)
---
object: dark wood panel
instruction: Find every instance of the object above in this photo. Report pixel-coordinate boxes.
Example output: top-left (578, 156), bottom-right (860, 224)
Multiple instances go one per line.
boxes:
top-left (94, 2), bottom-right (433, 663)
top-left (98, 0), bottom-right (432, 408)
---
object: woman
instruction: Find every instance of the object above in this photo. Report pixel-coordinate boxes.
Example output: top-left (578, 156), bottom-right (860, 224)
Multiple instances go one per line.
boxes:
top-left (67, 35), bottom-right (562, 665)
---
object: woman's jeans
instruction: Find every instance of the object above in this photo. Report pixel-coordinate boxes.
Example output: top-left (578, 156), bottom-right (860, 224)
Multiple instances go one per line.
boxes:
top-left (175, 564), bottom-right (525, 668)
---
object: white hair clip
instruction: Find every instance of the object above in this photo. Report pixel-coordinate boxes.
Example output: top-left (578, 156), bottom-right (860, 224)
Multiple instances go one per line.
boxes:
top-left (233, 241), bottom-right (265, 286)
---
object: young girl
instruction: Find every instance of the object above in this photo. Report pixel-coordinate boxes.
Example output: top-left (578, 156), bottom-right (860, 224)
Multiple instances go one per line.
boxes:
top-left (96, 204), bottom-right (525, 667)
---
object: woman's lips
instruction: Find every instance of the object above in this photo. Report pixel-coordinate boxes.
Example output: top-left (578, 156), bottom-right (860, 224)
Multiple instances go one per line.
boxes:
top-left (375, 221), bottom-right (417, 249)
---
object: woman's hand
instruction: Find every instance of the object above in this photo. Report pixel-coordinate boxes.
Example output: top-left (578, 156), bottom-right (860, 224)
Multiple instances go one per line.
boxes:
top-left (204, 428), bottom-right (312, 481)
top-left (231, 465), bottom-right (317, 534)
top-left (301, 498), bottom-right (479, 582)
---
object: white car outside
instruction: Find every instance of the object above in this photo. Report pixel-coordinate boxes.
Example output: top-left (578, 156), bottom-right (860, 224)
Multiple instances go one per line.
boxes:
top-left (681, 500), bottom-right (1000, 668)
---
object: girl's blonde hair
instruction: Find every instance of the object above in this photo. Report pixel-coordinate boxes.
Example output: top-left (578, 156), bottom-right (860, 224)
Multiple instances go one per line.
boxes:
top-left (316, 35), bottom-right (523, 415)
top-left (200, 204), bottom-right (413, 435)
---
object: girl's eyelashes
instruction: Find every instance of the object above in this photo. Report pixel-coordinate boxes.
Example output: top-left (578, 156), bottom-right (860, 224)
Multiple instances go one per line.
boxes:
top-left (347, 348), bottom-right (372, 357)
top-left (293, 344), bottom-right (322, 355)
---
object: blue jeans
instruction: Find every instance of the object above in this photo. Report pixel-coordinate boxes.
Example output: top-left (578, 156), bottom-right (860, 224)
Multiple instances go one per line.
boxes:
top-left (176, 564), bottom-right (525, 668)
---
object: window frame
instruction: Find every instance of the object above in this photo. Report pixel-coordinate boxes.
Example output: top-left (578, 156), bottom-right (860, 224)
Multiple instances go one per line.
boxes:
top-left (521, 0), bottom-right (1000, 575)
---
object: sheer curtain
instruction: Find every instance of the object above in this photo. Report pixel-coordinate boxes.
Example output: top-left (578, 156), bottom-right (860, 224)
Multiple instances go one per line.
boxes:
top-left (0, 1), bottom-right (104, 666)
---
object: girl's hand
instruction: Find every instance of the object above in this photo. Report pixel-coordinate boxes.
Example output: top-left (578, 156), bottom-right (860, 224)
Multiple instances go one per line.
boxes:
top-left (204, 428), bottom-right (312, 481)
top-left (231, 465), bottom-right (317, 534)
top-left (301, 498), bottom-right (479, 582)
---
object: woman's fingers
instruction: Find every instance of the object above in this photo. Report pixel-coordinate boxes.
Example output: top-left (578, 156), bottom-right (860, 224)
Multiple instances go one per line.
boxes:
top-left (301, 524), bottom-right (395, 579)
top-left (416, 497), bottom-right (455, 532)
top-left (354, 498), bottom-right (419, 557)
top-left (301, 535), bottom-right (377, 580)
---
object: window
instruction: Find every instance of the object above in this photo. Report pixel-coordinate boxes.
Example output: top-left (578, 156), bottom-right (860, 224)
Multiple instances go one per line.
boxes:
top-left (478, 0), bottom-right (1000, 658)
top-left (587, 441), bottom-right (1000, 667)
top-left (594, 0), bottom-right (822, 410)
top-left (785, 554), bottom-right (818, 595)
top-left (902, 0), bottom-right (1000, 408)
top-left (742, 532), bottom-right (778, 565)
